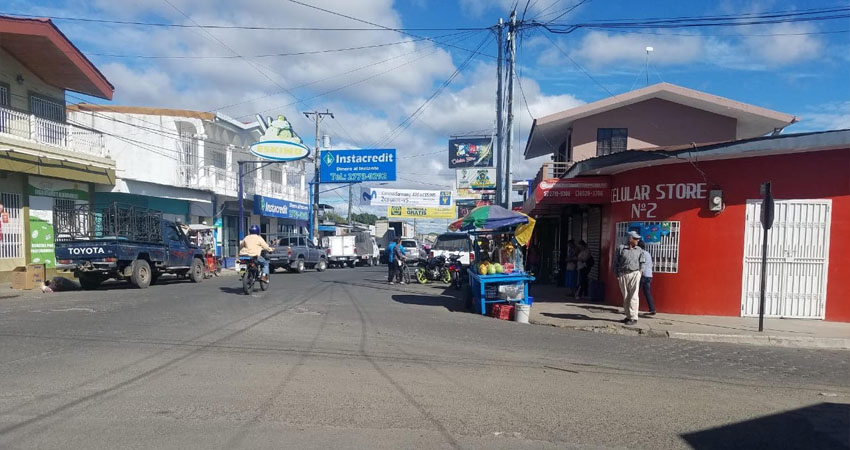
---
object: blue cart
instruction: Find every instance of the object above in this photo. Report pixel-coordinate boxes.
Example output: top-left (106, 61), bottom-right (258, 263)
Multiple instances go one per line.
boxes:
top-left (467, 269), bottom-right (535, 315)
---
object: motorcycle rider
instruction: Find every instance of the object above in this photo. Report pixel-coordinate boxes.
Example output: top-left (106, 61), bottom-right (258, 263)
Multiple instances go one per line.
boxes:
top-left (393, 237), bottom-right (407, 284)
top-left (239, 225), bottom-right (274, 282)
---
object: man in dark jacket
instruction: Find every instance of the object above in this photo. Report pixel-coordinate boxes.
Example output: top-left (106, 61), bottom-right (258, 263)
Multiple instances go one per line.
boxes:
top-left (393, 238), bottom-right (407, 284)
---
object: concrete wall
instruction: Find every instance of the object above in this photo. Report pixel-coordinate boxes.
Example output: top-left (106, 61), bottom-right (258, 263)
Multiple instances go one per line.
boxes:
top-left (0, 47), bottom-right (65, 111)
top-left (599, 148), bottom-right (850, 322)
top-left (570, 98), bottom-right (738, 162)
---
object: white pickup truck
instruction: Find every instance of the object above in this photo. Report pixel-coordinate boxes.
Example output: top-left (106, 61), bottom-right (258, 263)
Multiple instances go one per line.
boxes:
top-left (322, 235), bottom-right (357, 268)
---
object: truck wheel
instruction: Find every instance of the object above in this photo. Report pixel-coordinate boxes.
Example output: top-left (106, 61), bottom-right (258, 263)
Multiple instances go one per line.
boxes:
top-left (316, 259), bottom-right (327, 272)
top-left (78, 273), bottom-right (101, 290)
top-left (189, 258), bottom-right (204, 283)
top-left (294, 258), bottom-right (306, 273)
top-left (130, 259), bottom-right (152, 289)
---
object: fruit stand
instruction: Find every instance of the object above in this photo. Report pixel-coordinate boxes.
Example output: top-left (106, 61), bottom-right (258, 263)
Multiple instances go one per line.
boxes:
top-left (449, 205), bottom-right (536, 316)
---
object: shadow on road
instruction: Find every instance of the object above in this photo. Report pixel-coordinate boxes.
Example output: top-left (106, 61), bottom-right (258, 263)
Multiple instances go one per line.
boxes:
top-left (391, 291), bottom-right (467, 313)
top-left (680, 402), bottom-right (849, 450)
top-left (540, 312), bottom-right (622, 323)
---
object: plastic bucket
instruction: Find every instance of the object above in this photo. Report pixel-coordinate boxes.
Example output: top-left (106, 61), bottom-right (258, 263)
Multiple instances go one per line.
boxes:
top-left (514, 303), bottom-right (531, 324)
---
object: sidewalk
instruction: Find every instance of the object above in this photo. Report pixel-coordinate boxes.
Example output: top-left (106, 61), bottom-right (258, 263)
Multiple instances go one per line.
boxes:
top-left (528, 286), bottom-right (850, 350)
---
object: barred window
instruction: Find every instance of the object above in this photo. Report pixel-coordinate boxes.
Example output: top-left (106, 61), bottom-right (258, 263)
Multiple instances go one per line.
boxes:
top-left (211, 151), bottom-right (226, 169)
top-left (0, 84), bottom-right (9, 106)
top-left (615, 221), bottom-right (680, 273)
top-left (597, 128), bottom-right (628, 156)
top-left (0, 193), bottom-right (23, 259)
top-left (30, 95), bottom-right (64, 122)
top-left (269, 168), bottom-right (283, 184)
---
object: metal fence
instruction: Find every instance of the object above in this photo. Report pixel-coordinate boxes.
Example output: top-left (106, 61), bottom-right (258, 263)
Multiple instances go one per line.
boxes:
top-left (615, 221), bottom-right (681, 273)
top-left (0, 193), bottom-right (22, 259)
top-left (54, 202), bottom-right (163, 243)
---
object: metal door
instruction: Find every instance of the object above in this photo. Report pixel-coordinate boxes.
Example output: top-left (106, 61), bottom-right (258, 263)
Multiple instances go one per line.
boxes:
top-left (741, 199), bottom-right (831, 319)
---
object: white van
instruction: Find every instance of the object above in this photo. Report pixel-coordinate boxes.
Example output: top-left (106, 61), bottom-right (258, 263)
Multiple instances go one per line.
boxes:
top-left (430, 233), bottom-right (475, 266)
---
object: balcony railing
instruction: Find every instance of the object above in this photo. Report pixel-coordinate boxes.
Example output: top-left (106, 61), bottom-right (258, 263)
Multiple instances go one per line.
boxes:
top-left (0, 105), bottom-right (106, 158)
top-left (178, 165), bottom-right (308, 204)
top-left (530, 161), bottom-right (574, 193)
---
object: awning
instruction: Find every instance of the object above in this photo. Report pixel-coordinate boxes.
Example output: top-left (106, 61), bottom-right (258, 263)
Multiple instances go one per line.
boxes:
top-left (318, 225), bottom-right (336, 232)
top-left (523, 176), bottom-right (611, 216)
top-left (0, 149), bottom-right (115, 185)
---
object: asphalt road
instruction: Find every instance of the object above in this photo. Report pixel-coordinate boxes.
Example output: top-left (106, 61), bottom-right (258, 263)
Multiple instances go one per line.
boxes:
top-left (0, 266), bottom-right (847, 450)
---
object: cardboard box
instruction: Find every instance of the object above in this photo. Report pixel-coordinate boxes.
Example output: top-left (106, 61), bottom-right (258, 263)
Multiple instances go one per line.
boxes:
top-left (10, 264), bottom-right (46, 290)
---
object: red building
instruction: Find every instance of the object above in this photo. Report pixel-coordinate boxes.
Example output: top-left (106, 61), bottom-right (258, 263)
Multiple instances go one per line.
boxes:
top-left (550, 130), bottom-right (849, 322)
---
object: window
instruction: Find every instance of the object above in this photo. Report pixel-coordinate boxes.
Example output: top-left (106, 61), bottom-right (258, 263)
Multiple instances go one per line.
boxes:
top-left (596, 128), bottom-right (628, 156)
top-left (0, 193), bottom-right (23, 259)
top-left (211, 151), bottom-right (226, 169)
top-left (287, 172), bottom-right (301, 187)
top-left (29, 95), bottom-right (64, 122)
top-left (0, 84), bottom-right (9, 106)
top-left (433, 234), bottom-right (471, 252)
top-left (165, 226), bottom-right (181, 242)
top-left (615, 221), bottom-right (680, 273)
top-left (269, 168), bottom-right (283, 185)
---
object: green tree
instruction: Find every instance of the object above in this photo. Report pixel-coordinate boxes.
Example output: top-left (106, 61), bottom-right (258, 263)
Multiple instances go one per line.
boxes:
top-left (351, 213), bottom-right (379, 225)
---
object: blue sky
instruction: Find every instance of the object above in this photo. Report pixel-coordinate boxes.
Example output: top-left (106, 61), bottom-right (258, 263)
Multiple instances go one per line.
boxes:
top-left (5, 0), bottom-right (849, 232)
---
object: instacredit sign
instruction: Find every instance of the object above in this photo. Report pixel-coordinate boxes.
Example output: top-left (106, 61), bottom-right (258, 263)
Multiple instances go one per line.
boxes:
top-left (320, 149), bottom-right (396, 183)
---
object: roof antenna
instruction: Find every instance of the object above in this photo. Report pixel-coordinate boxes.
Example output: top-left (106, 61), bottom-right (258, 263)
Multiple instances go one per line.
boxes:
top-left (645, 47), bottom-right (654, 87)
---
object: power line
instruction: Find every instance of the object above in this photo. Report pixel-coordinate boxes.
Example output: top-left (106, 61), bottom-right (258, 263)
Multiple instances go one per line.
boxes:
top-left (371, 33), bottom-right (494, 148)
top-left (582, 27), bottom-right (850, 37)
top-left (0, 11), bottom-right (488, 31)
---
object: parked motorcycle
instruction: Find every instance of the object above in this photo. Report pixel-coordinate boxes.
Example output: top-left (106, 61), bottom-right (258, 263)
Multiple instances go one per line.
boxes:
top-left (415, 255), bottom-right (451, 284)
top-left (447, 254), bottom-right (464, 290)
top-left (239, 256), bottom-right (268, 295)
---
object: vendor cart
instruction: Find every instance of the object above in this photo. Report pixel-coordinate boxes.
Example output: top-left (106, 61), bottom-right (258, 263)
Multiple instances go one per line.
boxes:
top-left (185, 224), bottom-right (221, 278)
top-left (449, 205), bottom-right (536, 315)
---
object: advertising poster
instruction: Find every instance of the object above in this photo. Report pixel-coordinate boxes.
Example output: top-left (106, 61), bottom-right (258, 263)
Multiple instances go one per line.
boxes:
top-left (387, 206), bottom-right (457, 219)
top-left (361, 188), bottom-right (451, 207)
top-left (320, 149), bottom-right (396, 183)
top-left (448, 138), bottom-right (493, 168)
top-left (28, 196), bottom-right (55, 268)
top-left (456, 168), bottom-right (497, 190)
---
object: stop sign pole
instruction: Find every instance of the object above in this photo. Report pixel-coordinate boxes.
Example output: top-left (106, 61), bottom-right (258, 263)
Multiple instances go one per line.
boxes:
top-left (758, 182), bottom-right (774, 332)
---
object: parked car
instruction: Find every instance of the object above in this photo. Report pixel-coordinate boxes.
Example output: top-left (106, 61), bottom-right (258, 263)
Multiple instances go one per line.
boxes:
top-left (54, 203), bottom-right (205, 289)
top-left (430, 233), bottom-right (475, 266)
top-left (400, 238), bottom-right (422, 261)
top-left (323, 235), bottom-right (357, 268)
top-left (268, 235), bottom-right (327, 273)
top-left (353, 231), bottom-right (379, 266)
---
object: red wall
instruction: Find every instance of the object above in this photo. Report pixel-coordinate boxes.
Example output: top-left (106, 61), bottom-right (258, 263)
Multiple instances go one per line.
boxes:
top-left (599, 148), bottom-right (850, 321)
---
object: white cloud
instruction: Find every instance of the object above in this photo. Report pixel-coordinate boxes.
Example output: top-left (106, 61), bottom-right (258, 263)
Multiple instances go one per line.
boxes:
top-left (569, 31), bottom-right (704, 69)
top-left (795, 101), bottom-right (850, 132)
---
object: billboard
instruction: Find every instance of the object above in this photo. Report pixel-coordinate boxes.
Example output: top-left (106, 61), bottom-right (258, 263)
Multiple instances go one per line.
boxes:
top-left (250, 115), bottom-right (310, 161)
top-left (448, 138), bottom-right (493, 168)
top-left (456, 168), bottom-right (496, 190)
top-left (361, 188), bottom-right (452, 207)
top-left (387, 206), bottom-right (457, 219)
top-left (320, 149), bottom-right (396, 183)
top-left (253, 195), bottom-right (310, 221)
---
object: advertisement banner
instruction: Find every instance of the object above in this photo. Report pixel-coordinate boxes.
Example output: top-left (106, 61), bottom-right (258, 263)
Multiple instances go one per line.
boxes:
top-left (28, 176), bottom-right (89, 201)
top-left (456, 168), bottom-right (497, 190)
top-left (250, 115), bottom-right (310, 161)
top-left (253, 195), bottom-right (309, 221)
top-left (361, 188), bottom-right (451, 207)
top-left (387, 206), bottom-right (457, 219)
top-left (532, 177), bottom-right (610, 204)
top-left (448, 138), bottom-right (493, 168)
top-left (28, 196), bottom-right (55, 268)
top-left (320, 149), bottom-right (396, 183)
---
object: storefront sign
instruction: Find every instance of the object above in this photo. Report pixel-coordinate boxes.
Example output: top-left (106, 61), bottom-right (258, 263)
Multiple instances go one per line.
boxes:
top-left (456, 168), bottom-right (496, 190)
top-left (387, 206), bottom-right (456, 219)
top-left (253, 195), bottom-right (309, 221)
top-left (361, 188), bottom-right (451, 207)
top-left (321, 149), bottom-right (396, 183)
top-left (250, 115), bottom-right (310, 161)
top-left (455, 188), bottom-right (494, 199)
top-left (448, 138), bottom-right (493, 168)
top-left (611, 183), bottom-right (707, 219)
top-left (27, 176), bottom-right (89, 201)
top-left (533, 177), bottom-right (610, 204)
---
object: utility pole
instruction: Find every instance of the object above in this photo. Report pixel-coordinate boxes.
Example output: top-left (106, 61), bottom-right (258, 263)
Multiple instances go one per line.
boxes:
top-left (495, 18), bottom-right (504, 208)
top-left (347, 183), bottom-right (353, 225)
top-left (504, 9), bottom-right (517, 209)
top-left (304, 109), bottom-right (333, 242)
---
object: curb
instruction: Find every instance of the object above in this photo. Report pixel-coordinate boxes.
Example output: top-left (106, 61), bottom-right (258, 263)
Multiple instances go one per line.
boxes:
top-left (669, 332), bottom-right (850, 351)
top-left (529, 319), bottom-right (669, 338)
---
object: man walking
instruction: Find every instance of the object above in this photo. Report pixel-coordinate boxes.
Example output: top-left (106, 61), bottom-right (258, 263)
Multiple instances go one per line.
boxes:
top-left (613, 231), bottom-right (645, 325)
top-left (637, 240), bottom-right (656, 316)
top-left (387, 239), bottom-right (397, 285)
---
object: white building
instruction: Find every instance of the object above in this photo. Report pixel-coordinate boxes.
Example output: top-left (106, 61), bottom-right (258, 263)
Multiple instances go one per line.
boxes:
top-left (67, 105), bottom-right (309, 259)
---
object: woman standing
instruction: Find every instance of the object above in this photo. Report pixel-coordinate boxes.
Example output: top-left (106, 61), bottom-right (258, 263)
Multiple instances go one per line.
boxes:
top-left (575, 240), bottom-right (593, 300)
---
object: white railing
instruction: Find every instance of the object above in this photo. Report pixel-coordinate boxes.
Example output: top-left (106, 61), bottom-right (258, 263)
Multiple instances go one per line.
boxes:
top-left (179, 165), bottom-right (308, 203)
top-left (0, 105), bottom-right (106, 158)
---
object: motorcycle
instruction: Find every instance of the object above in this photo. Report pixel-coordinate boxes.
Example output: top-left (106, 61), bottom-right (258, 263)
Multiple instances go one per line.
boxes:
top-left (415, 255), bottom-right (451, 285)
top-left (446, 254), bottom-right (464, 290)
top-left (238, 255), bottom-right (268, 295)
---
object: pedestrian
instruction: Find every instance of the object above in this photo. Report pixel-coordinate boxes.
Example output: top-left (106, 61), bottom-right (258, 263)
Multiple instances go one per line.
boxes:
top-left (575, 240), bottom-right (594, 300)
top-left (637, 240), bottom-right (656, 316)
top-left (612, 231), bottom-right (645, 325)
top-left (387, 239), bottom-right (397, 285)
top-left (565, 239), bottom-right (578, 294)
top-left (393, 237), bottom-right (407, 284)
